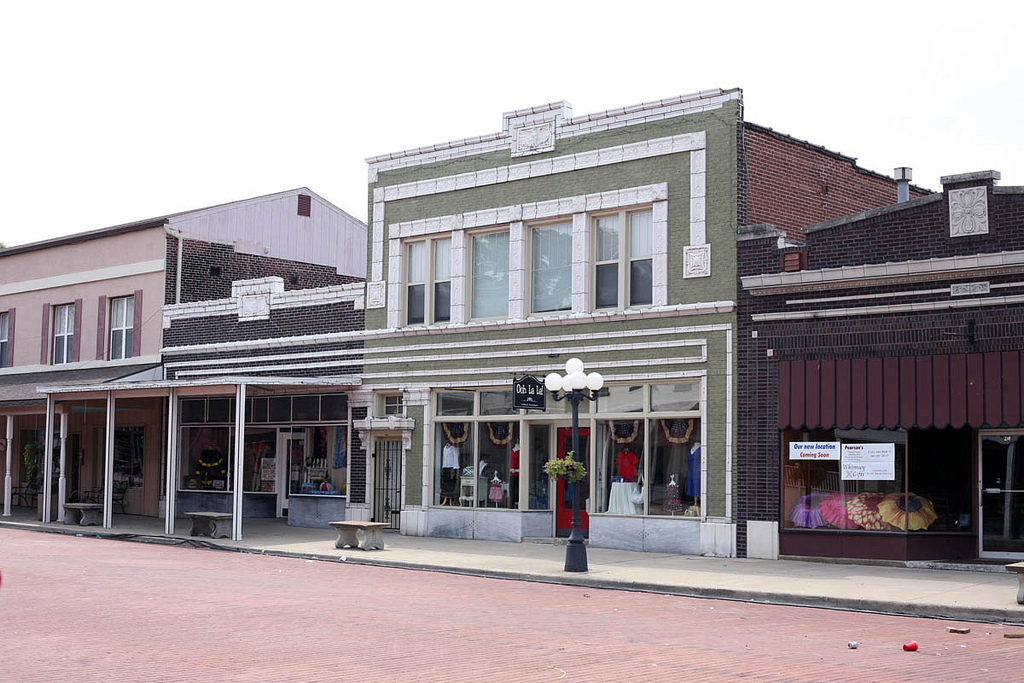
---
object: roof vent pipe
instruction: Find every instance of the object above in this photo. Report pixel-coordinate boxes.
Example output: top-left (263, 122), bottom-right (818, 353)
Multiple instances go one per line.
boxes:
top-left (894, 167), bottom-right (912, 203)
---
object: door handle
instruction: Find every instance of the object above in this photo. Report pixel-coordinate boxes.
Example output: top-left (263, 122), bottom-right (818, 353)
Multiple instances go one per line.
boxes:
top-left (984, 488), bottom-right (1024, 493)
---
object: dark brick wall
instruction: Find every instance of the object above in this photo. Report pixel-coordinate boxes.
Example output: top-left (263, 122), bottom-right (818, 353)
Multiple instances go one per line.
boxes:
top-left (165, 302), bottom-right (363, 348)
top-left (735, 188), bottom-right (1024, 557)
top-left (349, 406), bottom-right (367, 504)
top-left (743, 124), bottom-right (929, 241)
top-left (165, 236), bottom-right (362, 305)
top-left (809, 190), bottom-right (1024, 269)
top-left (163, 302), bottom-right (365, 381)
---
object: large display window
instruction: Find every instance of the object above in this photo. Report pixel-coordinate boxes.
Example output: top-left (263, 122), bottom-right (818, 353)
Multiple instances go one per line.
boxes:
top-left (178, 394), bottom-right (348, 496)
top-left (431, 381), bottom-right (702, 516)
top-left (782, 427), bottom-right (972, 533)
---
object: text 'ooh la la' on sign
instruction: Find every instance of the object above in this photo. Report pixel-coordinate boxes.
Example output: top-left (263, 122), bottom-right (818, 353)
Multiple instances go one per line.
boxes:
top-left (512, 375), bottom-right (546, 411)
top-left (789, 442), bottom-right (840, 460)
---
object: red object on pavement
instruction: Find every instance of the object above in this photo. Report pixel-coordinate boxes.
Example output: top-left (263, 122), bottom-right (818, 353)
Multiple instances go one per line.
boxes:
top-left (903, 641), bottom-right (918, 652)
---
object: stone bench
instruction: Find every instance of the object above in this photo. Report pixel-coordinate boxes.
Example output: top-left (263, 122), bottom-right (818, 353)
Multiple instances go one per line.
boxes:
top-left (185, 511), bottom-right (232, 539)
top-left (64, 503), bottom-right (103, 526)
top-left (329, 521), bottom-right (389, 551)
top-left (1007, 562), bottom-right (1024, 604)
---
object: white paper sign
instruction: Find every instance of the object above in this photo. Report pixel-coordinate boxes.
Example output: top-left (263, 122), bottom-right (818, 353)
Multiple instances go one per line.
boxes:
top-left (789, 442), bottom-right (840, 460)
top-left (841, 443), bottom-right (896, 480)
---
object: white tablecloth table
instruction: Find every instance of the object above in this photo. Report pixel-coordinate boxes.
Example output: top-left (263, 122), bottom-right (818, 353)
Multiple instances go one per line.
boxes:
top-left (608, 480), bottom-right (642, 515)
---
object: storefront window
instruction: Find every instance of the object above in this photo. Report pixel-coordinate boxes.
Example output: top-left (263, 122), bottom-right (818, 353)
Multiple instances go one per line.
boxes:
top-left (528, 424), bottom-right (551, 510)
top-left (595, 385), bottom-right (644, 413)
top-left (480, 391), bottom-right (514, 416)
top-left (434, 422), bottom-right (472, 506)
top-left (595, 419), bottom-right (646, 514)
top-left (910, 428), bottom-right (972, 532)
top-left (437, 392), bottom-right (474, 416)
top-left (297, 426), bottom-right (346, 495)
top-left (113, 426), bottom-right (144, 489)
top-left (477, 422), bottom-right (518, 508)
top-left (651, 383), bottom-right (700, 412)
top-left (648, 419), bottom-right (700, 516)
top-left (180, 427), bottom-right (232, 491)
top-left (244, 428), bottom-right (276, 492)
top-left (783, 428), bottom-right (911, 532)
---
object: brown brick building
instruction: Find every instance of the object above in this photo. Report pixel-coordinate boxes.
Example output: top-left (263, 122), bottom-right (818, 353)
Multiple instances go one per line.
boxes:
top-left (738, 170), bottom-right (1024, 562)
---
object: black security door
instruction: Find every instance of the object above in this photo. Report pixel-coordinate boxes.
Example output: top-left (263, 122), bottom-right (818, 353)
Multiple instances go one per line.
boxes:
top-left (373, 439), bottom-right (402, 530)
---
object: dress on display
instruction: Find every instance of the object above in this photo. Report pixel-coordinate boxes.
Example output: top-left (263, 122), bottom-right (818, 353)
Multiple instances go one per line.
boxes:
top-left (664, 473), bottom-right (683, 513)
top-left (686, 446), bottom-right (701, 497)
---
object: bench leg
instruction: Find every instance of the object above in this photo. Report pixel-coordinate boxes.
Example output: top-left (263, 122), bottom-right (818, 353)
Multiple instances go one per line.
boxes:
top-left (63, 509), bottom-right (81, 525)
top-left (79, 509), bottom-right (102, 526)
top-left (209, 518), bottom-right (231, 539)
top-left (357, 527), bottom-right (385, 551)
top-left (189, 518), bottom-right (205, 537)
top-left (335, 528), bottom-right (359, 549)
top-left (1017, 573), bottom-right (1024, 605)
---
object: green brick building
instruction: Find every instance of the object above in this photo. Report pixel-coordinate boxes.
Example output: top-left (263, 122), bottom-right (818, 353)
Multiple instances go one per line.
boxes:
top-left (349, 90), bottom-right (741, 555)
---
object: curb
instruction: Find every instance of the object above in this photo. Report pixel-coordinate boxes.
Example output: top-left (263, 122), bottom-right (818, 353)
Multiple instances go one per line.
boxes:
top-left (4, 520), bottom-right (1022, 625)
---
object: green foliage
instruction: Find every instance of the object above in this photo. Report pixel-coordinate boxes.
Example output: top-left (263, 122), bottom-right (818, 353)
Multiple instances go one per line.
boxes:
top-left (543, 452), bottom-right (587, 483)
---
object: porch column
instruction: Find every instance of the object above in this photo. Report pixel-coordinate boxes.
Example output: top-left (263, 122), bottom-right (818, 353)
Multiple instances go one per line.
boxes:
top-left (103, 391), bottom-right (115, 528)
top-left (231, 383), bottom-right (246, 541)
top-left (58, 411), bottom-right (67, 522)
top-left (3, 415), bottom-right (12, 516)
top-left (43, 395), bottom-right (55, 523)
top-left (164, 388), bottom-right (178, 535)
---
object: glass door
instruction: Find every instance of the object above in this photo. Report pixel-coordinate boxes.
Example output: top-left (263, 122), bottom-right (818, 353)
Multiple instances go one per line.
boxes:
top-left (980, 433), bottom-right (1024, 558)
top-left (277, 429), bottom-right (307, 516)
top-left (555, 427), bottom-right (590, 537)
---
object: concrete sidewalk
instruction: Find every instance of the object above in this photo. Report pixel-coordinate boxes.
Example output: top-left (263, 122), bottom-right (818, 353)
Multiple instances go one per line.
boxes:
top-left (6, 514), bottom-right (1023, 626)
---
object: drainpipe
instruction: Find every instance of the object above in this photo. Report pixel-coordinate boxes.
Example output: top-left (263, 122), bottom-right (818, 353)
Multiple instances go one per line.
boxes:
top-left (895, 167), bottom-right (913, 203)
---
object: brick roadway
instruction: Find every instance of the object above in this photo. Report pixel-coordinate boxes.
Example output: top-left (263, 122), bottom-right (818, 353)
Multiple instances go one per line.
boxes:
top-left (1, 528), bottom-right (1022, 682)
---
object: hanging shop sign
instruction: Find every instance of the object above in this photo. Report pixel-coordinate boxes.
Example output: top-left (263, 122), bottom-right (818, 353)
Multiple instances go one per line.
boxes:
top-left (513, 375), bottom-right (546, 411)
top-left (841, 443), bottom-right (896, 480)
top-left (788, 441), bottom-right (840, 460)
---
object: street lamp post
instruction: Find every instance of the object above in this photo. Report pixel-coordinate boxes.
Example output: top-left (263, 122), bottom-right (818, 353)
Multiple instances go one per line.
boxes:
top-left (545, 358), bottom-right (603, 573)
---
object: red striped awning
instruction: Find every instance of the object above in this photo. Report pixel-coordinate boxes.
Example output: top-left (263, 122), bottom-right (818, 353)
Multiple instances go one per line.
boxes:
top-left (778, 351), bottom-right (1024, 430)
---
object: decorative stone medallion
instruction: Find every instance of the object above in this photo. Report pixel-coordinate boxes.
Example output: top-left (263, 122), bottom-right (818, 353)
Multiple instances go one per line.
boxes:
top-left (366, 281), bottom-right (386, 309)
top-left (949, 187), bottom-right (989, 237)
top-left (511, 121), bottom-right (556, 157)
top-left (683, 244), bottom-right (712, 278)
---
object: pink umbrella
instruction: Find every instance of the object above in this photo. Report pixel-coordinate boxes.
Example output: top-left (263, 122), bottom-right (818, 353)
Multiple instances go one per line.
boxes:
top-left (819, 492), bottom-right (856, 529)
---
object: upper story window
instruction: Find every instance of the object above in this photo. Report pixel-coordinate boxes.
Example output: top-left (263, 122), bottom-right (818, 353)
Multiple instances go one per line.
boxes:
top-left (470, 229), bottom-right (509, 320)
top-left (594, 208), bottom-right (653, 309)
top-left (530, 221), bottom-right (572, 314)
top-left (52, 303), bottom-right (74, 365)
top-left (109, 295), bottom-right (135, 360)
top-left (382, 394), bottom-right (404, 416)
top-left (0, 311), bottom-right (8, 367)
top-left (407, 238), bottom-right (450, 325)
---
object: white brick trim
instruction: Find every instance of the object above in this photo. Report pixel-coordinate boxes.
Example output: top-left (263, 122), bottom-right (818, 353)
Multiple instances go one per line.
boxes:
top-left (366, 90), bottom-right (736, 175)
top-left (366, 133), bottom-right (706, 310)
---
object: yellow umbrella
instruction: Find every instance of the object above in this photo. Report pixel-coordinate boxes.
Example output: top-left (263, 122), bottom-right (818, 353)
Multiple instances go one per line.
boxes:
top-left (878, 492), bottom-right (938, 531)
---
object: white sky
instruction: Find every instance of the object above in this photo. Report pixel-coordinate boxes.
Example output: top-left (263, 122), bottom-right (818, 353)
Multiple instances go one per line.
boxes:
top-left (1, 1), bottom-right (1020, 247)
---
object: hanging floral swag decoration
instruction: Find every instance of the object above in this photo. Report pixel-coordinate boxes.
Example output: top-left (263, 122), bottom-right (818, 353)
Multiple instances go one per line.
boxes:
top-left (486, 422), bottom-right (515, 446)
top-left (442, 422), bottom-right (470, 445)
top-left (544, 452), bottom-right (587, 483)
top-left (659, 419), bottom-right (695, 444)
top-left (610, 420), bottom-right (640, 444)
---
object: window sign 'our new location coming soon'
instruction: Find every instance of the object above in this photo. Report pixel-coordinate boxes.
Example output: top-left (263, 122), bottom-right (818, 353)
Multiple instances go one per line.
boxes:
top-left (841, 443), bottom-right (896, 481)
top-left (788, 442), bottom-right (840, 460)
